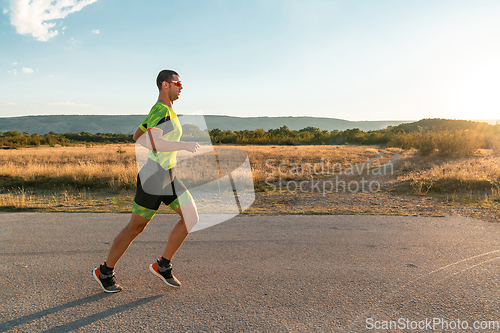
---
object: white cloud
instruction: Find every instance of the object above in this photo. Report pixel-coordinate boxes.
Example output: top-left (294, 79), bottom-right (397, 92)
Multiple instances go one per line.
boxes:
top-left (2, 102), bottom-right (18, 106)
top-left (9, 0), bottom-right (99, 42)
top-left (3, 8), bottom-right (8, 14)
top-left (91, 29), bottom-right (99, 34)
top-left (12, 62), bottom-right (17, 65)
top-left (22, 67), bottom-right (33, 73)
top-left (48, 101), bottom-right (90, 107)
top-left (13, 69), bottom-right (17, 75)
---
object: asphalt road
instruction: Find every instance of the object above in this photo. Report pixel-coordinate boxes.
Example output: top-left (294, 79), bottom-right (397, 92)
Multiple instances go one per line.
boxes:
top-left (1, 213), bottom-right (500, 332)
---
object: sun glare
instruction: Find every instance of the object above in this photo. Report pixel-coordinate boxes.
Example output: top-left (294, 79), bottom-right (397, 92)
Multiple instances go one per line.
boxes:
top-left (452, 57), bottom-right (500, 120)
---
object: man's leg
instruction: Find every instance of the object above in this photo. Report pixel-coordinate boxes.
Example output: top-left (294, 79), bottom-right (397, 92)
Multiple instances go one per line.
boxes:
top-left (93, 212), bottom-right (151, 293)
top-left (163, 199), bottom-right (199, 260)
top-left (149, 199), bottom-right (199, 287)
top-left (106, 212), bottom-right (152, 267)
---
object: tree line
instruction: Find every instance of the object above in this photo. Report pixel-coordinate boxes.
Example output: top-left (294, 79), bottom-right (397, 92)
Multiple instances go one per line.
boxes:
top-left (2, 119), bottom-right (499, 157)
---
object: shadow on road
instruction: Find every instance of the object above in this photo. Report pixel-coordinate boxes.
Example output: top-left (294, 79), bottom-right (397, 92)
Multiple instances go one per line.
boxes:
top-left (0, 293), bottom-right (163, 332)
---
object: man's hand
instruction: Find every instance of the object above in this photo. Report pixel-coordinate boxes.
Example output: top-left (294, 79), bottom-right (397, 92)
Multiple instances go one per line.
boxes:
top-left (184, 142), bottom-right (200, 153)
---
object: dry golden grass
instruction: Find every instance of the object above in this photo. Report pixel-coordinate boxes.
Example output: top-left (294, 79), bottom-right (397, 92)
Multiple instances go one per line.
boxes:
top-left (0, 187), bottom-right (140, 213)
top-left (0, 144), bottom-right (388, 188)
top-left (230, 145), bottom-right (391, 183)
top-left (392, 148), bottom-right (500, 200)
top-left (2, 144), bottom-right (496, 194)
top-left (396, 149), bottom-right (500, 182)
top-left (1, 144), bottom-right (498, 221)
top-left (0, 143), bottom-right (391, 211)
top-left (0, 144), bottom-right (137, 186)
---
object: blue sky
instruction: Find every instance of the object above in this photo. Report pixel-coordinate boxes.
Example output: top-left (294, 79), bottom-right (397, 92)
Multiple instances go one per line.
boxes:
top-left (1, 0), bottom-right (500, 121)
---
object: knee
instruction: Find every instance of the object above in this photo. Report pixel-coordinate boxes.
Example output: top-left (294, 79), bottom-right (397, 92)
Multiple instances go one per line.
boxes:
top-left (181, 210), bottom-right (199, 233)
top-left (125, 222), bottom-right (147, 237)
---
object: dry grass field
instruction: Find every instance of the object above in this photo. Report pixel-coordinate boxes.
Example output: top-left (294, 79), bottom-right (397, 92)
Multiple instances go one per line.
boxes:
top-left (0, 144), bottom-right (387, 189)
top-left (0, 144), bottom-right (499, 221)
top-left (394, 149), bottom-right (500, 194)
top-left (0, 144), bottom-right (137, 187)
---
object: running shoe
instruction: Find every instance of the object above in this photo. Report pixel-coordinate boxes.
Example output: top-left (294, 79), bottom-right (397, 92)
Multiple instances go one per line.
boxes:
top-left (149, 260), bottom-right (181, 287)
top-left (92, 265), bottom-right (123, 293)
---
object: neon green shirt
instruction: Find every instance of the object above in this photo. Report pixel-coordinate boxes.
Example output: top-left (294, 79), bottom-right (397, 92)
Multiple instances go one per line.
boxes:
top-left (139, 102), bottom-right (182, 170)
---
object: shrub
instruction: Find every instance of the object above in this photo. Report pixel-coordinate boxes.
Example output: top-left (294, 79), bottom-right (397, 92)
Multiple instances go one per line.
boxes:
top-left (387, 133), bottom-right (413, 150)
top-left (434, 130), bottom-right (481, 157)
top-left (414, 133), bottom-right (437, 156)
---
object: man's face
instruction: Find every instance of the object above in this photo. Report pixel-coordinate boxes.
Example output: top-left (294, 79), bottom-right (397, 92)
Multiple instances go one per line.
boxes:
top-left (165, 74), bottom-right (182, 101)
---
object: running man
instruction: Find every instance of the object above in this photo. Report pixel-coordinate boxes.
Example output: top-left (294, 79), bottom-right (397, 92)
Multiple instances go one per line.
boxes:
top-left (93, 70), bottom-right (200, 292)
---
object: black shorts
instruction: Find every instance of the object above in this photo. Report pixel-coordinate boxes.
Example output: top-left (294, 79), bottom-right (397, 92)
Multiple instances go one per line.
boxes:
top-left (132, 164), bottom-right (192, 219)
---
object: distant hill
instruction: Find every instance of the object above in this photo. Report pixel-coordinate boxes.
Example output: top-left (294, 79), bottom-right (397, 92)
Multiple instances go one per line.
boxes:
top-left (392, 118), bottom-right (499, 132)
top-left (0, 115), bottom-right (411, 135)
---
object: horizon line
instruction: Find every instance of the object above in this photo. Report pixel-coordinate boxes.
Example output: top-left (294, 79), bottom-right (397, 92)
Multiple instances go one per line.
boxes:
top-left (1, 114), bottom-right (499, 124)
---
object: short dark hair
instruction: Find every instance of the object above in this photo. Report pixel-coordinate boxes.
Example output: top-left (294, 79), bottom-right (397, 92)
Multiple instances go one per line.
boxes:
top-left (156, 70), bottom-right (179, 90)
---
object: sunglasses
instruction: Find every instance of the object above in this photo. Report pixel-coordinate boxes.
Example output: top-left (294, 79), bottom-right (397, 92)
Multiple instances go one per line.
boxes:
top-left (165, 80), bottom-right (182, 87)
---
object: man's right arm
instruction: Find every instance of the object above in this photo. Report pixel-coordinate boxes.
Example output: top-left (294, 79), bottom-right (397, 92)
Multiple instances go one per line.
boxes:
top-left (146, 128), bottom-right (200, 153)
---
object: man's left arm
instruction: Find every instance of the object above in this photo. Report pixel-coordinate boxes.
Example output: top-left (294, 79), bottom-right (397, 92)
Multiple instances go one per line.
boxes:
top-left (133, 126), bottom-right (148, 147)
top-left (133, 127), bottom-right (145, 141)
